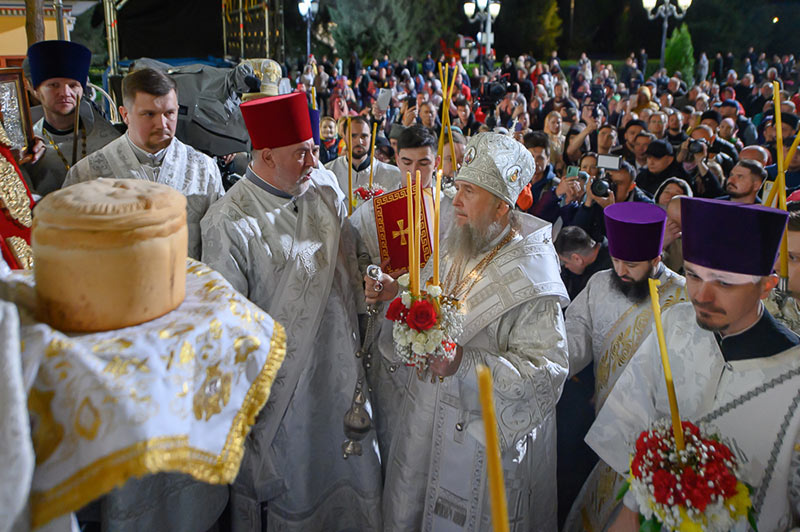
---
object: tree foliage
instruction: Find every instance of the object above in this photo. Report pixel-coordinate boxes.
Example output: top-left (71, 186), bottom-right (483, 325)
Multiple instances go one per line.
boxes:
top-left (664, 23), bottom-right (694, 85)
top-left (530, 0), bottom-right (562, 57)
top-left (492, 0), bottom-right (562, 59)
top-left (328, 0), bottom-right (458, 60)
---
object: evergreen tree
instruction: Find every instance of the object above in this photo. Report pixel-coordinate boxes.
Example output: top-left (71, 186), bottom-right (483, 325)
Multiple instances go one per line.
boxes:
top-left (531, 0), bottom-right (562, 57)
top-left (328, 0), bottom-right (458, 61)
top-left (664, 23), bottom-right (694, 85)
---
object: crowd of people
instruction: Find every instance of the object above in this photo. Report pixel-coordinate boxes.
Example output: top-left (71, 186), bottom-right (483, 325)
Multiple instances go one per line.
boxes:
top-left (4, 37), bottom-right (800, 532)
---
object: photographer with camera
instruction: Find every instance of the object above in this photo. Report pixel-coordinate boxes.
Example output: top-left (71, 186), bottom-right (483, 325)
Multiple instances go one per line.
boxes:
top-left (698, 110), bottom-right (739, 173)
top-left (635, 139), bottom-right (687, 197)
top-left (676, 125), bottom-right (726, 198)
top-left (497, 84), bottom-right (526, 129)
top-left (570, 158), bottom-right (653, 242)
top-left (565, 104), bottom-right (613, 163)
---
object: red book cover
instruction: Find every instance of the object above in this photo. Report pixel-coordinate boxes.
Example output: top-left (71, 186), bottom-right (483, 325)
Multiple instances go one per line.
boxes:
top-left (373, 184), bottom-right (432, 275)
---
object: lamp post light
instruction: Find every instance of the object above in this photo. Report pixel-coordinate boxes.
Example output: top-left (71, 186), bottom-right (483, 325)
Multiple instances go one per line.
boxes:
top-left (642, 0), bottom-right (692, 71)
top-left (463, 0), bottom-right (501, 73)
top-left (298, 0), bottom-right (319, 60)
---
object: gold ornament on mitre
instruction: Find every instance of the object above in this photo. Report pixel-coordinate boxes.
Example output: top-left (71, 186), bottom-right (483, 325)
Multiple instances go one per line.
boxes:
top-left (241, 58), bottom-right (283, 102)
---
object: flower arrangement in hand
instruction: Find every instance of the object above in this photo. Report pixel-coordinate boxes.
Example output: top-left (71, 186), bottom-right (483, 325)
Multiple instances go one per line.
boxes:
top-left (386, 273), bottom-right (463, 373)
top-left (621, 418), bottom-right (755, 532)
top-left (354, 186), bottom-right (385, 202)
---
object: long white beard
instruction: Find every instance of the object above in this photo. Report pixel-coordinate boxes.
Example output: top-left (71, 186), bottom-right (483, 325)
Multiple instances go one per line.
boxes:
top-left (446, 218), bottom-right (505, 265)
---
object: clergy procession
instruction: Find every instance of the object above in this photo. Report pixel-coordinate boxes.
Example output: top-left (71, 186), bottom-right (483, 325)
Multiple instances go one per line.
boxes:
top-left (3, 30), bottom-right (800, 532)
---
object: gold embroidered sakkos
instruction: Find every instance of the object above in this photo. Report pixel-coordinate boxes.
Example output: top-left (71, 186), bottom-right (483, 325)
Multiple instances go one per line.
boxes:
top-left (0, 156), bottom-right (31, 227)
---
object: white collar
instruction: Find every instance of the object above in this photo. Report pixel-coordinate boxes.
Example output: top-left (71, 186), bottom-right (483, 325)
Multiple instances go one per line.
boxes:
top-left (126, 133), bottom-right (171, 166)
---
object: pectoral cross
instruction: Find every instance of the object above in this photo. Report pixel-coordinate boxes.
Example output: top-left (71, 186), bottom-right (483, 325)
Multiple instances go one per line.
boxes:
top-left (393, 219), bottom-right (410, 245)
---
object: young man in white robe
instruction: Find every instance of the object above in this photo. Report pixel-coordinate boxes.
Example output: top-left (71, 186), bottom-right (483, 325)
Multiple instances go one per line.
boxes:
top-left (366, 132), bottom-right (570, 531)
top-left (64, 67), bottom-right (224, 260)
top-left (326, 114), bottom-right (402, 202)
top-left (589, 198), bottom-right (800, 531)
top-left (349, 124), bottom-right (454, 468)
top-left (200, 92), bottom-right (382, 531)
top-left (23, 40), bottom-right (120, 196)
top-left (560, 202), bottom-right (686, 531)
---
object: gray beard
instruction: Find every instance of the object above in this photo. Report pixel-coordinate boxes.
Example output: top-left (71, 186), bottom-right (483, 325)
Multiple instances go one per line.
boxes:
top-left (446, 219), bottom-right (505, 265)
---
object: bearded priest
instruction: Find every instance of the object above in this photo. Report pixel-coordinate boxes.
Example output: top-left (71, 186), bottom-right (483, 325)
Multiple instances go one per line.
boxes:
top-left (561, 202), bottom-right (687, 531)
top-left (589, 198), bottom-right (800, 531)
top-left (366, 132), bottom-right (570, 531)
top-left (200, 92), bottom-right (381, 531)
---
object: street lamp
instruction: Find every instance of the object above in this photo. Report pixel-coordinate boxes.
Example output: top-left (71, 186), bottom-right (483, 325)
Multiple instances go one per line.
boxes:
top-left (298, 0), bottom-right (319, 60)
top-left (463, 0), bottom-right (500, 73)
top-left (643, 0), bottom-right (692, 71)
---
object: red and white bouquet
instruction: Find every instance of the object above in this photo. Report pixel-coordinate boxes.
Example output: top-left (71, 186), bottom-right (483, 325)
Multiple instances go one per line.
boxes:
top-left (354, 186), bottom-right (384, 201)
top-left (386, 273), bottom-right (463, 372)
top-left (621, 418), bottom-right (755, 531)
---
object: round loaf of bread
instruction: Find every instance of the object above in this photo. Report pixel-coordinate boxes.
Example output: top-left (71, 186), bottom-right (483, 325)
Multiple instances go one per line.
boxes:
top-left (32, 178), bottom-right (188, 332)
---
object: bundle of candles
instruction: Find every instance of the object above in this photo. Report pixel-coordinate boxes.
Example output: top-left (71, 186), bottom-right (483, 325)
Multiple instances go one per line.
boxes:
top-left (404, 170), bottom-right (442, 298)
top-left (346, 119), bottom-right (382, 214)
top-left (763, 80), bottom-right (800, 289)
top-left (437, 64), bottom-right (459, 176)
top-left (386, 169), bottom-right (462, 372)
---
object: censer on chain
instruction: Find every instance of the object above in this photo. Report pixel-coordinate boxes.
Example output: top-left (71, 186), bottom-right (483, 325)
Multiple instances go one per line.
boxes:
top-left (342, 264), bottom-right (383, 458)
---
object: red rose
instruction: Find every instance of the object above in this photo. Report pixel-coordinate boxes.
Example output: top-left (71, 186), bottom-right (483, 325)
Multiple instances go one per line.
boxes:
top-left (406, 299), bottom-right (438, 331)
top-left (386, 298), bottom-right (407, 322)
top-left (355, 187), bottom-right (370, 200)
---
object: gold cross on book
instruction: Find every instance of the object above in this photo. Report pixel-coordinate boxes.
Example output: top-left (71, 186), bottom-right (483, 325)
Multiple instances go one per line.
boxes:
top-left (393, 219), bottom-right (410, 245)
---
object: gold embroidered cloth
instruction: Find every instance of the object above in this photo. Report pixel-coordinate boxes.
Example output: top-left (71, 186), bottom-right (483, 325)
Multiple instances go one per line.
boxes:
top-left (2, 259), bottom-right (286, 528)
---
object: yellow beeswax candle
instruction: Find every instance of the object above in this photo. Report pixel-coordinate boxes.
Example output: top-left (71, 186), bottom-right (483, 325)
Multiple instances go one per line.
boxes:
top-left (476, 365), bottom-right (510, 532)
top-left (648, 278), bottom-right (685, 451)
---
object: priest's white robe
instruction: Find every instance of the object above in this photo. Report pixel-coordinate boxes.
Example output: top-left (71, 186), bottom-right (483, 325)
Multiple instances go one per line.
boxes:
top-left (562, 266), bottom-right (686, 531)
top-left (587, 302), bottom-right (800, 531)
top-left (64, 134), bottom-right (224, 260)
top-left (25, 101), bottom-right (120, 196)
top-left (200, 167), bottom-right (382, 531)
top-left (566, 265), bottom-right (686, 410)
top-left (381, 213), bottom-right (570, 532)
top-left (350, 189), bottom-right (454, 468)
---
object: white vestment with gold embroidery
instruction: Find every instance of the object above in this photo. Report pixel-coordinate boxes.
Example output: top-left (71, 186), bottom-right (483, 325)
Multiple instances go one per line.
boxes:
top-left (350, 190), bottom-right (454, 467)
top-left (200, 168), bottom-right (382, 531)
top-left (562, 266), bottom-right (686, 532)
top-left (381, 213), bottom-right (570, 532)
top-left (587, 303), bottom-right (800, 531)
top-left (566, 265), bottom-right (686, 411)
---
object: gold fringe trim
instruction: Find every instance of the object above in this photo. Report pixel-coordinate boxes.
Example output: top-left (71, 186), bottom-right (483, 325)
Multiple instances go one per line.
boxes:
top-left (30, 321), bottom-right (287, 528)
